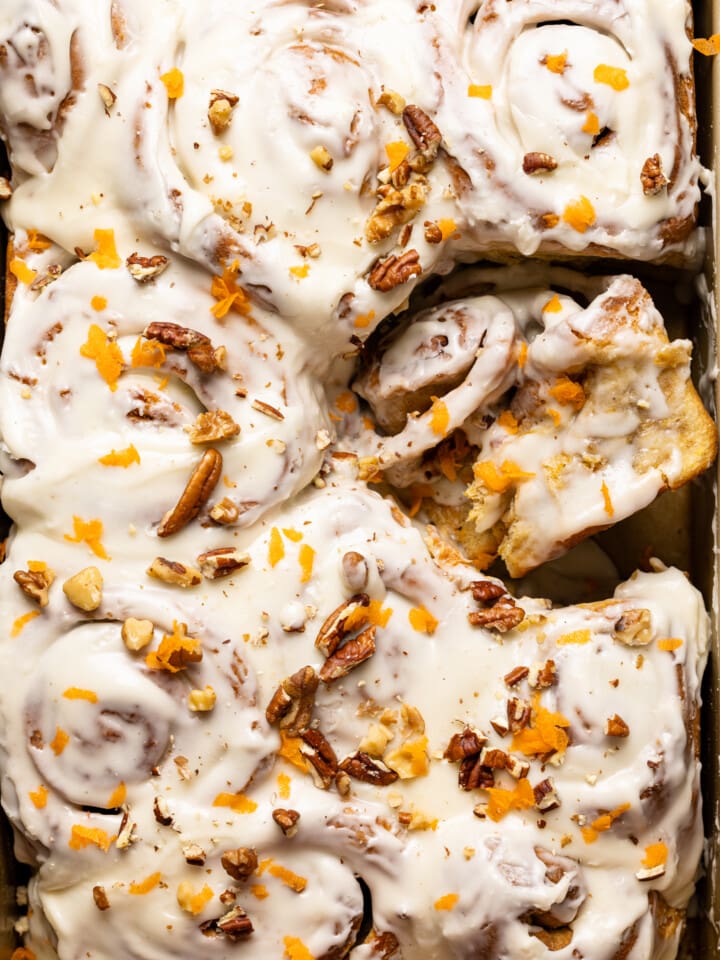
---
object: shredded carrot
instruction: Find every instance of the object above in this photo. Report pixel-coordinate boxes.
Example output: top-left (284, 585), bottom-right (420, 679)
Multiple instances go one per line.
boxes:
top-left (438, 218), bottom-right (458, 240)
top-left (658, 638), bottom-right (683, 652)
top-left (258, 858), bottom-right (307, 893)
top-left (26, 230), bottom-right (51, 252)
top-left (354, 309), bottom-right (376, 329)
top-left (543, 294), bottom-right (562, 313)
top-left (517, 342), bottom-right (528, 368)
top-left (385, 141), bottom-right (410, 172)
top-left (562, 196), bottom-right (596, 234)
top-left (9, 259), bottom-right (37, 285)
top-left (408, 605), bottom-right (439, 635)
top-left (160, 67), bottom-right (184, 99)
top-left (50, 727), bottom-right (69, 755)
top-left (594, 64), bottom-right (629, 91)
top-left (486, 777), bottom-right (535, 822)
top-left (64, 516), bottom-right (110, 560)
top-left (131, 337), bottom-right (167, 368)
top-left (434, 893), bottom-right (459, 911)
top-left (129, 871), bottom-right (162, 895)
top-left (63, 687), bottom-right (98, 703)
top-left (582, 111), bottom-right (600, 136)
top-left (549, 376), bottom-right (585, 411)
top-left (269, 527), bottom-right (285, 567)
top-left (692, 34), bottom-right (720, 55)
top-left (512, 694), bottom-right (570, 758)
top-left (98, 445), bottom-right (140, 468)
top-left (277, 772), bottom-right (292, 800)
top-left (557, 629), bottom-right (590, 646)
top-left (385, 736), bottom-right (429, 779)
top-left (580, 802), bottom-right (631, 843)
top-left (468, 84), bottom-right (492, 99)
top-left (429, 396), bottom-right (450, 436)
top-left (289, 264), bottom-right (310, 280)
top-left (544, 52), bottom-right (568, 74)
top-left (547, 407), bottom-right (562, 427)
top-left (497, 410), bottom-right (518, 434)
top-left (145, 621), bottom-right (202, 673)
top-left (210, 262), bottom-right (252, 319)
top-left (335, 391), bottom-right (357, 414)
top-left (343, 598), bottom-right (393, 631)
top-left (641, 842), bottom-right (668, 868)
top-left (10, 947), bottom-right (37, 960)
top-left (601, 481), bottom-right (614, 517)
top-left (473, 459), bottom-right (536, 494)
top-left (298, 544), bottom-right (315, 583)
top-left (29, 785), bottom-right (48, 809)
top-left (88, 229), bottom-right (121, 269)
top-left (213, 792), bottom-right (258, 814)
top-left (284, 936), bottom-right (315, 960)
top-left (11, 611), bottom-right (40, 637)
top-left (79, 324), bottom-right (124, 391)
top-left (107, 782), bottom-right (126, 807)
top-left (177, 881), bottom-right (213, 914)
top-left (251, 884), bottom-right (269, 900)
top-left (278, 732), bottom-right (309, 772)
top-left (282, 528), bottom-right (303, 542)
top-left (69, 825), bottom-right (112, 852)
top-left (91, 295), bottom-right (107, 311)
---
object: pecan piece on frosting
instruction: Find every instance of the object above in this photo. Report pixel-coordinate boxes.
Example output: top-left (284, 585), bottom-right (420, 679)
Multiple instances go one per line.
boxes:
top-left (265, 665), bottom-right (318, 735)
top-left (93, 885), bottom-right (110, 911)
top-left (402, 104), bottom-right (442, 163)
top-left (613, 608), bottom-right (652, 647)
top-left (272, 808), bottom-right (301, 837)
top-left (300, 728), bottom-right (338, 789)
top-left (605, 714), bottom-right (630, 738)
top-left (221, 847), bottom-right (258, 882)
top-left (126, 252), bottom-right (169, 282)
top-left (468, 580), bottom-right (525, 633)
top-left (523, 152), bottom-right (558, 175)
top-left (157, 448), bottom-right (223, 537)
top-left (443, 727), bottom-right (487, 763)
top-left (197, 547), bottom-right (250, 580)
top-left (339, 751), bottom-right (399, 786)
top-left (187, 410), bottom-right (240, 444)
top-left (143, 321), bottom-right (225, 374)
top-left (216, 906), bottom-right (254, 940)
top-left (341, 552), bottom-right (369, 593)
top-left (315, 594), bottom-right (370, 656)
top-left (319, 625), bottom-right (376, 683)
top-left (208, 89), bottom-right (239, 134)
top-left (641, 154), bottom-right (668, 196)
top-left (368, 249), bottom-right (421, 292)
top-left (146, 556), bottom-right (202, 588)
top-left (14, 566), bottom-right (55, 607)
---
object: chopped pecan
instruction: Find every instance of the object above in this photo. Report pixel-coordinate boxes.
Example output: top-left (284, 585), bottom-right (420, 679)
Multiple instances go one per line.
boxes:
top-left (272, 808), bottom-right (301, 837)
top-left (208, 89), bottom-right (239, 134)
top-left (470, 580), bottom-right (505, 602)
top-left (424, 220), bottom-right (443, 244)
top-left (459, 755), bottom-right (495, 791)
top-left (30, 264), bottom-right (62, 291)
top-left (217, 906), bottom-right (254, 940)
top-left (319, 625), bottom-right (376, 682)
top-left (529, 660), bottom-right (557, 689)
top-left (209, 497), bottom-right (241, 525)
top-left (641, 154), bottom-right (668, 196)
top-left (265, 665), bottom-right (318, 735)
top-left (613, 609), bottom-right (652, 647)
top-left (506, 754), bottom-right (531, 779)
top-left (469, 597), bottom-right (525, 633)
top-left (402, 105), bottom-right (442, 163)
top-left (93, 885), bottom-right (110, 910)
top-left (315, 594), bottom-right (370, 656)
top-left (533, 778), bottom-right (560, 811)
top-left (153, 796), bottom-right (173, 826)
top-left (490, 715), bottom-right (510, 737)
top-left (341, 551), bottom-right (369, 592)
top-left (367, 250), bottom-right (421, 292)
top-left (146, 556), bottom-right (202, 588)
top-left (157, 448), bottom-right (223, 537)
top-left (183, 842), bottom-right (206, 865)
top-left (126, 252), bottom-right (169, 282)
top-left (300, 728), bottom-right (338, 789)
top-left (479, 747), bottom-right (508, 770)
top-left (339, 751), bottom-right (399, 786)
top-left (443, 727), bottom-right (486, 762)
top-left (366, 182), bottom-right (428, 243)
top-left (143, 321), bottom-right (224, 374)
top-left (221, 847), bottom-right (258, 881)
top-left (188, 410), bottom-right (240, 444)
top-left (523, 152), bottom-right (558, 175)
top-left (504, 665), bottom-right (529, 687)
top-left (370, 931), bottom-right (401, 959)
top-left (97, 82), bottom-right (117, 115)
top-left (197, 547), bottom-right (250, 580)
top-left (14, 566), bottom-right (55, 607)
top-left (251, 399), bottom-right (285, 421)
top-left (507, 697), bottom-right (532, 733)
top-left (605, 714), bottom-right (630, 738)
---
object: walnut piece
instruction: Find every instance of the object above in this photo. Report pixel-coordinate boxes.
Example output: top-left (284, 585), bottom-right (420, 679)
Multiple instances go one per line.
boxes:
top-left (613, 608), bottom-right (652, 647)
top-left (208, 89), bottom-right (239, 134)
top-left (641, 154), bottom-right (668, 196)
top-left (121, 617), bottom-right (154, 651)
top-left (62, 566), bottom-right (103, 611)
top-left (272, 808), bottom-right (301, 837)
top-left (217, 906), bottom-right (254, 940)
top-left (188, 410), bottom-right (240, 444)
top-left (221, 847), bottom-right (258, 881)
top-left (605, 714), bottom-right (630, 738)
top-left (14, 566), bottom-right (55, 607)
top-left (93, 885), bottom-right (110, 910)
top-left (366, 182), bottom-right (428, 243)
top-left (188, 686), bottom-right (217, 712)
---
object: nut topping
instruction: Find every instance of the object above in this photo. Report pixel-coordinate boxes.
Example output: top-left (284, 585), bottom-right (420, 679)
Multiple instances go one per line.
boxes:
top-left (209, 497), bottom-right (241, 525)
top-left (126, 252), bottom-right (169, 282)
top-left (157, 448), bottom-right (223, 537)
top-left (97, 83), bottom-right (117, 115)
top-left (146, 557), bottom-right (202, 588)
top-left (217, 906), bottom-right (254, 940)
top-left (143, 321), bottom-right (224, 374)
top-left (251, 399), bottom-right (285, 421)
top-left (402, 105), bottom-right (442, 163)
top-left (366, 182), bottom-right (428, 243)
top-left (507, 697), bottom-right (532, 732)
top-left (121, 617), bottom-right (154, 651)
top-left (310, 145), bottom-right (334, 172)
top-left (197, 547), bottom-right (250, 580)
top-left (319, 625), bottom-right (376, 682)
top-left (153, 796), bottom-right (173, 826)
top-left (504, 665), bottom-right (529, 687)
top-left (522, 152), bottom-right (558, 175)
top-left (208, 89), bottom-right (239, 134)
top-left (272, 808), bottom-right (301, 837)
top-left (367, 249), bottom-right (421, 292)
top-left (0, 177), bottom-right (12, 201)
top-left (341, 551), bottom-right (369, 592)
top-left (443, 727), bottom-right (487, 762)
top-left (339, 751), bottom-right (399, 786)
top-left (265, 665), bottom-right (318, 735)
top-left (300, 728), bottom-right (338, 789)
top-left (14, 566), bottom-right (55, 607)
top-left (459, 756), bottom-right (495, 791)
top-left (182, 842), bottom-right (207, 865)
top-left (93, 885), bottom-right (111, 911)
top-left (613, 608), bottom-right (652, 647)
top-left (468, 581), bottom-right (525, 633)
top-left (605, 714), bottom-right (630, 738)
top-left (529, 660), bottom-right (557, 689)
top-left (62, 566), bottom-right (103, 611)
top-left (641, 154), bottom-right (668, 196)
top-left (221, 847), bottom-right (258, 881)
top-left (187, 410), bottom-right (240, 444)
top-left (315, 594), bottom-right (370, 656)
top-left (533, 778), bottom-right (560, 812)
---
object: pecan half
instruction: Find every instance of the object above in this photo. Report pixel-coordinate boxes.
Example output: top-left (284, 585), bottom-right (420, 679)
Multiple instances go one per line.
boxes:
top-left (470, 580), bottom-right (505, 602)
top-left (197, 547), bottom-right (250, 580)
top-left (217, 906), bottom-right (254, 940)
top-left (146, 556), bottom-right (202, 588)
top-left (126, 252), bottom-right (169, 282)
top-left (143, 321), bottom-right (224, 374)
top-left (272, 808), bottom-right (301, 837)
top-left (315, 594), bottom-right (370, 656)
top-left (319, 625), bottom-right (376, 683)
top-left (188, 410), bottom-right (240, 444)
top-left (523, 152), bottom-right (558, 175)
top-left (424, 221), bottom-right (443, 244)
top-left (443, 727), bottom-right (486, 762)
top-left (339, 751), bottom-right (399, 786)
top-left (14, 566), bottom-right (55, 607)
top-left (265, 666), bottom-right (318, 735)
top-left (402, 105), bottom-right (442, 163)
top-left (300, 728), bottom-right (338, 789)
top-left (221, 847), bottom-right (258, 881)
top-left (157, 448), bottom-right (223, 537)
top-left (367, 250), bottom-right (421, 292)
top-left (641, 154), bottom-right (668, 196)
top-left (613, 609), bottom-right (652, 647)
top-left (468, 597), bottom-right (525, 632)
